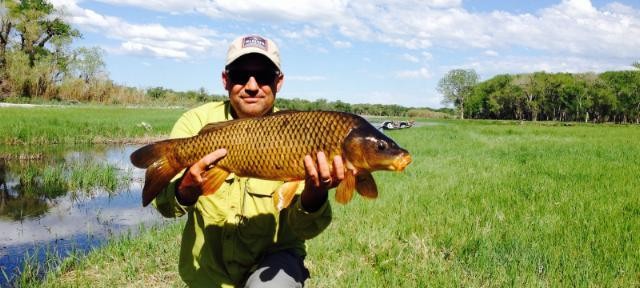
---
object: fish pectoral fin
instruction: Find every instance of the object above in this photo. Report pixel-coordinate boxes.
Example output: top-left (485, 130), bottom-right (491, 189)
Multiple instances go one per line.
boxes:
top-left (141, 156), bottom-right (180, 207)
top-left (201, 167), bottom-right (230, 196)
top-left (131, 139), bottom-right (181, 207)
top-left (356, 171), bottom-right (378, 199)
top-left (273, 181), bottom-right (301, 211)
top-left (335, 169), bottom-right (356, 204)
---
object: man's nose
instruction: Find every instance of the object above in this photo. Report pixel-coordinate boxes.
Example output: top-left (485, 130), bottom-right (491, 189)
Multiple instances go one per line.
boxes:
top-left (244, 76), bottom-right (259, 95)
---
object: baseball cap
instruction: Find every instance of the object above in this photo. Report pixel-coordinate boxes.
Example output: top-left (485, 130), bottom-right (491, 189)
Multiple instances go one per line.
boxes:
top-left (226, 35), bottom-right (281, 71)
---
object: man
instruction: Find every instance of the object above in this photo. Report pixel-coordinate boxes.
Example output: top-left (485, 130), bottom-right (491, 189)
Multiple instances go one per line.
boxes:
top-left (152, 35), bottom-right (343, 287)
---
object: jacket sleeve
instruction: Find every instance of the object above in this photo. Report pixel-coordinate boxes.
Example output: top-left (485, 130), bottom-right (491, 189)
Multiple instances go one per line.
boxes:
top-left (151, 111), bottom-right (203, 218)
top-left (284, 186), bottom-right (333, 240)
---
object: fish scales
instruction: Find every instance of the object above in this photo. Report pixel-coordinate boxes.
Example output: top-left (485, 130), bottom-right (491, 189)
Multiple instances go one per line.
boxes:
top-left (173, 111), bottom-right (358, 180)
top-left (130, 110), bottom-right (412, 208)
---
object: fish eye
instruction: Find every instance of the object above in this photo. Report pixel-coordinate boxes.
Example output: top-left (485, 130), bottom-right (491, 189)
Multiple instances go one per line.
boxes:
top-left (376, 140), bottom-right (388, 151)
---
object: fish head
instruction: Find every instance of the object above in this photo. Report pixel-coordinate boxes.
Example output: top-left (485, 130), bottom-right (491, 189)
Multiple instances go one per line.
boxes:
top-left (343, 125), bottom-right (412, 172)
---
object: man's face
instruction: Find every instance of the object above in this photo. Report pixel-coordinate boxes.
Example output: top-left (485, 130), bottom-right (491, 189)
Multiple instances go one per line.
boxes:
top-left (223, 54), bottom-right (283, 119)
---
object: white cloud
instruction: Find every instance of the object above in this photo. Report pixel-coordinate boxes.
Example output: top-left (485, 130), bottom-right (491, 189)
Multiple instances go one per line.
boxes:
top-left (333, 40), bottom-right (352, 48)
top-left (484, 50), bottom-right (498, 57)
top-left (280, 25), bottom-right (323, 39)
top-left (95, 0), bottom-right (201, 13)
top-left (51, 0), bottom-right (225, 60)
top-left (97, 0), bottom-right (349, 24)
top-left (50, 0), bottom-right (640, 97)
top-left (395, 67), bottom-right (431, 79)
top-left (54, 0), bottom-right (640, 64)
top-left (401, 53), bottom-right (420, 63)
top-left (452, 55), bottom-right (632, 79)
top-left (120, 41), bottom-right (189, 59)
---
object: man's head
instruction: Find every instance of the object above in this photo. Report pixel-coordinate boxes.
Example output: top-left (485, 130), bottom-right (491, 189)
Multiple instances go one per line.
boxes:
top-left (223, 35), bottom-right (284, 119)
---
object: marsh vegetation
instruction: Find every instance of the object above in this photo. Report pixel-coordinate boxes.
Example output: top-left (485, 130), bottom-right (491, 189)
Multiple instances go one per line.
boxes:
top-left (16, 117), bottom-right (638, 287)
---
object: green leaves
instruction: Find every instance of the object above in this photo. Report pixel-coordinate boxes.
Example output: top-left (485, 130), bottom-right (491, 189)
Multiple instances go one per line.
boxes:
top-left (466, 70), bottom-right (640, 123)
top-left (437, 69), bottom-right (479, 119)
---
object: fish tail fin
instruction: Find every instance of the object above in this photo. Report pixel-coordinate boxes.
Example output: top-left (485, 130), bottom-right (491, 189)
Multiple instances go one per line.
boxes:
top-left (355, 171), bottom-right (378, 199)
top-left (130, 139), bottom-right (177, 168)
top-left (335, 170), bottom-right (356, 204)
top-left (273, 181), bottom-right (302, 211)
top-left (130, 140), bottom-right (182, 207)
top-left (201, 167), bottom-right (230, 196)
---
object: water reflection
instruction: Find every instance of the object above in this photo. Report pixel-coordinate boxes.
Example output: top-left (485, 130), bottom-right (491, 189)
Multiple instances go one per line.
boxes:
top-left (0, 145), bottom-right (170, 285)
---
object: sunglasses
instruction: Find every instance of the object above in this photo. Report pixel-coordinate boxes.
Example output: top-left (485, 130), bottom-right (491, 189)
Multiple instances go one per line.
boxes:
top-left (226, 69), bottom-right (280, 85)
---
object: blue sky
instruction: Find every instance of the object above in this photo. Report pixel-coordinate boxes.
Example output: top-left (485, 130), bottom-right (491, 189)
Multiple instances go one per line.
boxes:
top-left (50, 0), bottom-right (640, 108)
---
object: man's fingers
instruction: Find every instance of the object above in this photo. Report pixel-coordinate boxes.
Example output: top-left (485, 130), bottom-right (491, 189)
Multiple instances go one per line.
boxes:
top-left (316, 152), bottom-right (332, 185)
top-left (333, 155), bottom-right (345, 181)
top-left (202, 149), bottom-right (228, 168)
top-left (304, 152), bottom-right (347, 189)
top-left (304, 155), bottom-right (319, 186)
top-left (190, 149), bottom-right (228, 184)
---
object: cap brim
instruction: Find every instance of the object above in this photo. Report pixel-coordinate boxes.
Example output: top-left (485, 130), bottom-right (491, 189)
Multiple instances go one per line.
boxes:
top-left (226, 48), bottom-right (280, 70)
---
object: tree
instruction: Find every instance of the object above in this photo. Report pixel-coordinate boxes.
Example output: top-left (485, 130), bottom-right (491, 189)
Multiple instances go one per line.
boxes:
top-left (633, 61), bottom-right (640, 70)
top-left (69, 46), bottom-right (106, 83)
top-left (437, 69), bottom-right (479, 119)
top-left (0, 1), bottom-right (18, 70)
top-left (11, 0), bottom-right (80, 67)
top-left (0, 0), bottom-right (80, 98)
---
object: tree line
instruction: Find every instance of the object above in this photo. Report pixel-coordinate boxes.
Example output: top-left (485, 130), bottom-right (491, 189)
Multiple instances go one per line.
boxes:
top-left (0, 0), bottom-right (143, 104)
top-left (274, 97), bottom-right (452, 118)
top-left (439, 67), bottom-right (640, 123)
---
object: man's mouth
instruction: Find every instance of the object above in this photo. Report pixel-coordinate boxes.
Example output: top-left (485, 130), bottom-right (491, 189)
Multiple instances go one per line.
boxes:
top-left (241, 96), bottom-right (262, 103)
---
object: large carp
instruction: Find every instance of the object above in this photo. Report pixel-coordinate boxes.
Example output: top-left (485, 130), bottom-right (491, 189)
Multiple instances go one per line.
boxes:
top-left (130, 110), bottom-right (412, 210)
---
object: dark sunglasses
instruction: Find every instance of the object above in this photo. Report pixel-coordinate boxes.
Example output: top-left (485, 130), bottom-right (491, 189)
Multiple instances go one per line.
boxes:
top-left (226, 69), bottom-right (280, 85)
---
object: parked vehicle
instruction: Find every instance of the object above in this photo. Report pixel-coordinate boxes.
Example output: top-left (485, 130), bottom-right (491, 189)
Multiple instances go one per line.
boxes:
top-left (380, 120), bottom-right (415, 130)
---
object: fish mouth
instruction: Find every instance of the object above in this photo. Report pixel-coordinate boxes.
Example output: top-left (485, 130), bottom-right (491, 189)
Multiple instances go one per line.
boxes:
top-left (390, 153), bottom-right (412, 171)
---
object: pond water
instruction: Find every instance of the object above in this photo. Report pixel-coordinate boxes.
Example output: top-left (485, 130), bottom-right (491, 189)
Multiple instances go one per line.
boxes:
top-left (0, 145), bottom-right (171, 285)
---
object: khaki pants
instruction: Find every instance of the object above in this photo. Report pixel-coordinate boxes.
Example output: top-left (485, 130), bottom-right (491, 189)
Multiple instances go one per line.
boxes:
top-left (244, 249), bottom-right (310, 288)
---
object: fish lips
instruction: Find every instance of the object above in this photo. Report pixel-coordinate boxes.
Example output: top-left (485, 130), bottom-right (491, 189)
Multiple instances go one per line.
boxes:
top-left (390, 153), bottom-right (412, 171)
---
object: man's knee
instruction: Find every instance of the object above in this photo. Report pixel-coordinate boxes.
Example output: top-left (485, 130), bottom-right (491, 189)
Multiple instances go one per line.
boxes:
top-left (244, 250), bottom-right (309, 288)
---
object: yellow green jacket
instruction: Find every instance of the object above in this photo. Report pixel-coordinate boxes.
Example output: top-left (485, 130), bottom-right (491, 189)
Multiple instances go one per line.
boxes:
top-left (152, 101), bottom-right (332, 287)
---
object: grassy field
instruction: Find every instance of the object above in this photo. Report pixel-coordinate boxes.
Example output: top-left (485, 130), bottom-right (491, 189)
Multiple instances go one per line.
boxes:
top-left (23, 118), bottom-right (638, 287)
top-left (307, 121), bottom-right (639, 287)
top-left (0, 105), bottom-right (184, 145)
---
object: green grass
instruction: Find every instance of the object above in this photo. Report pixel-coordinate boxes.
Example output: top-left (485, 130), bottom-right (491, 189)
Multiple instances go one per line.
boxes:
top-left (15, 119), bottom-right (640, 287)
top-left (19, 222), bottom-right (185, 288)
top-left (0, 105), bottom-right (185, 145)
top-left (307, 121), bottom-right (639, 287)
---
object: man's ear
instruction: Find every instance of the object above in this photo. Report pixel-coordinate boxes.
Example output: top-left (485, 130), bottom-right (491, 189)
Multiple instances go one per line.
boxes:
top-left (221, 70), bottom-right (230, 91)
top-left (275, 74), bottom-right (284, 93)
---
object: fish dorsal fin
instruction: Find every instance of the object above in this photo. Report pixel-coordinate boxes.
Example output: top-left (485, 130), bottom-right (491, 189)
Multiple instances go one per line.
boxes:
top-left (271, 109), bottom-right (300, 116)
top-left (198, 118), bottom-right (250, 135)
top-left (335, 169), bottom-right (356, 204)
top-left (273, 181), bottom-right (302, 211)
top-left (197, 110), bottom-right (297, 135)
top-left (356, 171), bottom-right (378, 199)
top-left (201, 167), bottom-right (231, 196)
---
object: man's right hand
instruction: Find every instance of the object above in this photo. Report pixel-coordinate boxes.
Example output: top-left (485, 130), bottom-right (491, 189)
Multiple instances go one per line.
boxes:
top-left (176, 149), bottom-right (228, 205)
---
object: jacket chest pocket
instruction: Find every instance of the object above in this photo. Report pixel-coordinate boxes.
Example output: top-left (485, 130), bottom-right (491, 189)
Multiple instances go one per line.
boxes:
top-left (243, 179), bottom-right (283, 215)
top-left (235, 179), bottom-right (282, 242)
